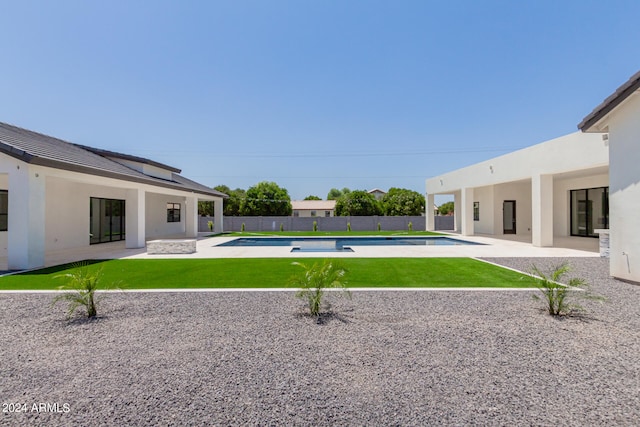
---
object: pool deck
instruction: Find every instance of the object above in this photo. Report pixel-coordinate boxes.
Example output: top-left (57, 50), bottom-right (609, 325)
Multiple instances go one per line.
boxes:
top-left (0, 232), bottom-right (600, 270)
top-left (138, 233), bottom-right (599, 259)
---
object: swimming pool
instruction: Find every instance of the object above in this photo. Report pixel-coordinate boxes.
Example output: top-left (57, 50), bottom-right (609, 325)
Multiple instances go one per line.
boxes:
top-left (217, 236), bottom-right (481, 252)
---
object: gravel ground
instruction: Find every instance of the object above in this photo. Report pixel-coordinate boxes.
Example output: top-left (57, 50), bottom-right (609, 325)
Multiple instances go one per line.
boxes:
top-left (1, 257), bottom-right (639, 426)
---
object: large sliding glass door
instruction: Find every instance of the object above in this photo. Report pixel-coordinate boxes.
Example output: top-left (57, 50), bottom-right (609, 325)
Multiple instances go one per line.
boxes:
top-left (570, 187), bottom-right (608, 237)
top-left (90, 198), bottom-right (126, 244)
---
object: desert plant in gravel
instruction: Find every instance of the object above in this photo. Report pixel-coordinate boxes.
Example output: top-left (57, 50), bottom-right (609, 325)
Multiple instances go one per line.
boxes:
top-left (529, 263), bottom-right (602, 316)
top-left (52, 263), bottom-right (119, 319)
top-left (290, 259), bottom-right (350, 320)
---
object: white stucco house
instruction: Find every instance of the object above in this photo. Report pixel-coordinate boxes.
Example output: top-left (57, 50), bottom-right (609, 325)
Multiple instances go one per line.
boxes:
top-left (0, 122), bottom-right (226, 270)
top-left (579, 70), bottom-right (640, 283)
top-left (291, 200), bottom-right (336, 217)
top-left (426, 131), bottom-right (608, 247)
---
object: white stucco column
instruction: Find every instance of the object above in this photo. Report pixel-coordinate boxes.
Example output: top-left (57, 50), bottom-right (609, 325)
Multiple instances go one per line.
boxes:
top-left (532, 174), bottom-right (553, 247)
top-left (453, 191), bottom-right (461, 232)
top-left (126, 188), bottom-right (146, 248)
top-left (185, 195), bottom-right (198, 238)
top-left (214, 198), bottom-right (224, 233)
top-left (461, 187), bottom-right (474, 236)
top-left (426, 193), bottom-right (435, 231)
top-left (8, 165), bottom-right (46, 269)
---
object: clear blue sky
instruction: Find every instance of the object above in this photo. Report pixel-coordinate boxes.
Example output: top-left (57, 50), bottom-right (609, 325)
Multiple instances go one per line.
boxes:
top-left (1, 1), bottom-right (639, 201)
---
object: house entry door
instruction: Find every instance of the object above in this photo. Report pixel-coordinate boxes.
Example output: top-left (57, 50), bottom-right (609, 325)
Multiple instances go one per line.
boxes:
top-left (503, 200), bottom-right (516, 234)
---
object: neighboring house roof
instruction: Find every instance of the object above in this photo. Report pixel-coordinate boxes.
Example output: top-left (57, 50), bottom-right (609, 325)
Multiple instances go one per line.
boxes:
top-left (367, 188), bottom-right (386, 194)
top-left (291, 200), bottom-right (337, 211)
top-left (0, 122), bottom-right (226, 198)
top-left (578, 70), bottom-right (640, 132)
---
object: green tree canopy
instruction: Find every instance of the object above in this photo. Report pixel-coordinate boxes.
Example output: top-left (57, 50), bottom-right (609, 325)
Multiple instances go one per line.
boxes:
top-left (214, 185), bottom-right (245, 216)
top-left (438, 201), bottom-right (454, 215)
top-left (240, 181), bottom-right (292, 216)
top-left (335, 190), bottom-right (382, 216)
top-left (327, 188), bottom-right (341, 200)
top-left (198, 201), bottom-right (214, 216)
top-left (304, 195), bottom-right (322, 200)
top-left (381, 188), bottom-right (426, 216)
top-left (327, 187), bottom-right (351, 200)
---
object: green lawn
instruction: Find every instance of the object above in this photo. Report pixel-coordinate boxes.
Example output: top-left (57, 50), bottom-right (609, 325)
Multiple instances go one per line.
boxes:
top-left (0, 258), bottom-right (531, 290)
top-left (224, 230), bottom-right (443, 237)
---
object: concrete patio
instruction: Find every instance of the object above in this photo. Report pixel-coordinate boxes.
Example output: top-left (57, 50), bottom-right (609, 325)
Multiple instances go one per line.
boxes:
top-left (0, 232), bottom-right (600, 272)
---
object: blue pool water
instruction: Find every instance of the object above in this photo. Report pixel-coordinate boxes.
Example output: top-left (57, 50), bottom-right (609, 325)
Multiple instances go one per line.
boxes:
top-left (217, 236), bottom-right (481, 252)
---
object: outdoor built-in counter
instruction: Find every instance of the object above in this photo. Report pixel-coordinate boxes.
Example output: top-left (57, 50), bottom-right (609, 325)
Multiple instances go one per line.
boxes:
top-left (594, 229), bottom-right (610, 258)
top-left (147, 239), bottom-right (197, 254)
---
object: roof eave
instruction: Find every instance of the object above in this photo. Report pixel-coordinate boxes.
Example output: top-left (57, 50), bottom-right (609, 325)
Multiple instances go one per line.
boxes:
top-left (579, 70), bottom-right (640, 132)
top-left (0, 142), bottom-right (36, 163)
top-left (74, 144), bottom-right (182, 173)
top-left (26, 157), bottom-right (225, 198)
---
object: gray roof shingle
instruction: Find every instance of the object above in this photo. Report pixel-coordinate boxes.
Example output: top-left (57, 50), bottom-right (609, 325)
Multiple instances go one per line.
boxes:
top-left (0, 122), bottom-right (226, 198)
top-left (578, 70), bottom-right (640, 131)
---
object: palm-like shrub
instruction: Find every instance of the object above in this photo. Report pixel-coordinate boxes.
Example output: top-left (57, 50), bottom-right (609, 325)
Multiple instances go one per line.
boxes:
top-left (52, 263), bottom-right (116, 319)
top-left (290, 260), bottom-right (350, 318)
top-left (529, 263), bottom-right (600, 316)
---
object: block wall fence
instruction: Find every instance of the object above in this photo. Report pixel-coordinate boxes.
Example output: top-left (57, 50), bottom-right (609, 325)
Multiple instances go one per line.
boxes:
top-left (199, 216), bottom-right (454, 232)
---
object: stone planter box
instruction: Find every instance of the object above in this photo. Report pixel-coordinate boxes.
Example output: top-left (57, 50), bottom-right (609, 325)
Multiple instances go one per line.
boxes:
top-left (594, 229), bottom-right (610, 258)
top-left (147, 239), bottom-right (197, 254)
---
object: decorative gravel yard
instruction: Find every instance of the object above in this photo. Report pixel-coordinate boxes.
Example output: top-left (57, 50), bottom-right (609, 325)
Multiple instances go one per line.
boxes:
top-left (0, 258), bottom-right (638, 426)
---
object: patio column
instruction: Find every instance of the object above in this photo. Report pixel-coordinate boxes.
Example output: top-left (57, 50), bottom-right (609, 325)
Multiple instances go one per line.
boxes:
top-left (453, 191), bottom-right (461, 232)
top-left (8, 165), bottom-right (46, 269)
top-left (426, 193), bottom-right (435, 231)
top-left (185, 195), bottom-right (198, 238)
top-left (461, 187), bottom-right (474, 236)
top-left (532, 173), bottom-right (553, 247)
top-left (126, 188), bottom-right (146, 248)
top-left (214, 198), bottom-right (224, 233)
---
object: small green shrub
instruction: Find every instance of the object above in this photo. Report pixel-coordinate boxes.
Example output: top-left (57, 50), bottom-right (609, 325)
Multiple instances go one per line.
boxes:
top-left (377, 222), bottom-right (381, 231)
top-left (51, 263), bottom-right (120, 319)
top-left (408, 221), bottom-right (413, 232)
top-left (207, 220), bottom-right (214, 232)
top-left (241, 223), bottom-right (245, 232)
top-left (313, 221), bottom-right (318, 232)
top-left (529, 263), bottom-right (602, 316)
top-left (290, 260), bottom-right (350, 320)
top-left (280, 223), bottom-right (284, 232)
top-left (347, 222), bottom-right (351, 232)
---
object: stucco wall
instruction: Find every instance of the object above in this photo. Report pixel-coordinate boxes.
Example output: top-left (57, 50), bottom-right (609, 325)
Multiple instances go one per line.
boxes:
top-left (607, 92), bottom-right (640, 282)
top-left (293, 210), bottom-right (334, 218)
top-left (472, 186), bottom-right (495, 234)
top-left (45, 176), bottom-right (132, 251)
top-left (145, 192), bottom-right (186, 238)
top-left (426, 132), bottom-right (608, 195)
